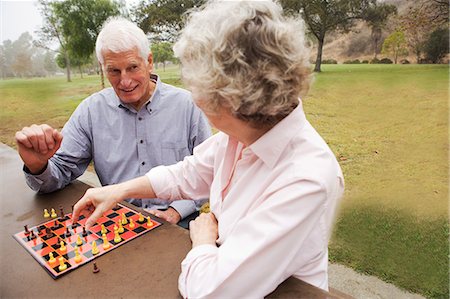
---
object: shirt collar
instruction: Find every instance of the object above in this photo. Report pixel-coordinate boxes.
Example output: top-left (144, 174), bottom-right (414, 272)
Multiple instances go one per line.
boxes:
top-left (117, 74), bottom-right (160, 113)
top-left (249, 100), bottom-right (306, 169)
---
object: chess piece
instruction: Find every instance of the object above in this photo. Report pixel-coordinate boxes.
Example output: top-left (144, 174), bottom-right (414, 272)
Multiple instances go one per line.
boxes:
top-left (65, 226), bottom-right (72, 237)
top-left (30, 230), bottom-right (37, 240)
top-left (58, 257), bottom-right (67, 271)
top-left (60, 240), bottom-right (67, 253)
top-left (91, 241), bottom-right (99, 255)
top-left (52, 220), bottom-right (59, 229)
top-left (76, 234), bottom-right (83, 246)
top-left (101, 224), bottom-right (107, 235)
top-left (118, 220), bottom-right (124, 233)
top-left (46, 227), bottom-right (52, 238)
top-left (121, 213), bottom-right (128, 225)
top-left (102, 233), bottom-right (110, 250)
top-left (24, 225), bottom-right (30, 236)
top-left (43, 209), bottom-right (50, 218)
top-left (138, 213), bottom-right (144, 223)
top-left (113, 226), bottom-right (122, 243)
top-left (146, 216), bottom-right (153, 228)
top-left (93, 262), bottom-right (100, 273)
top-left (59, 206), bottom-right (64, 218)
top-left (50, 208), bottom-right (57, 218)
top-left (74, 246), bottom-right (82, 263)
top-left (129, 218), bottom-right (135, 229)
top-left (82, 227), bottom-right (88, 237)
top-left (48, 252), bottom-right (57, 264)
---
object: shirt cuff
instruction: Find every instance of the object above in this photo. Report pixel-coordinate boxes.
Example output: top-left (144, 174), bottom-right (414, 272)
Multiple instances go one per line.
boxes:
top-left (169, 200), bottom-right (196, 219)
top-left (23, 164), bottom-right (52, 191)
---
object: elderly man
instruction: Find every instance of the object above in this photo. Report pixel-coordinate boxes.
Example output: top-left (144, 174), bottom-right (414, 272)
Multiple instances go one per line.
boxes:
top-left (15, 17), bottom-right (211, 225)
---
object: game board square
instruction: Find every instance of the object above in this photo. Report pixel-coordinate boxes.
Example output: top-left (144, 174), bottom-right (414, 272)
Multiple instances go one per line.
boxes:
top-left (121, 231), bottom-right (134, 240)
top-left (52, 261), bottom-right (72, 273)
top-left (82, 251), bottom-right (94, 259)
top-left (32, 242), bottom-right (48, 251)
top-left (112, 206), bottom-right (121, 211)
top-left (125, 211), bottom-right (134, 218)
top-left (132, 226), bottom-right (146, 234)
top-left (103, 220), bottom-right (114, 227)
top-left (43, 251), bottom-right (60, 261)
top-left (106, 212), bottom-right (119, 219)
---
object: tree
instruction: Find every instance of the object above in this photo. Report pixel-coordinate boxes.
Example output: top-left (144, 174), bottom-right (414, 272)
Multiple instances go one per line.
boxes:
top-left (36, 0), bottom-right (72, 82)
top-left (382, 31), bottom-right (408, 64)
top-left (11, 32), bottom-right (34, 78)
top-left (280, 0), bottom-right (387, 72)
top-left (53, 0), bottom-right (122, 86)
top-left (399, 0), bottom-right (448, 63)
top-left (423, 28), bottom-right (449, 63)
top-left (151, 42), bottom-right (175, 71)
top-left (362, 4), bottom-right (397, 58)
top-left (133, 0), bottom-right (205, 42)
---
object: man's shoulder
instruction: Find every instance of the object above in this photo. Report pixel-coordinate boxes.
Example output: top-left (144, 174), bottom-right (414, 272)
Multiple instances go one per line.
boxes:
top-left (159, 82), bottom-right (192, 103)
top-left (79, 87), bottom-right (118, 109)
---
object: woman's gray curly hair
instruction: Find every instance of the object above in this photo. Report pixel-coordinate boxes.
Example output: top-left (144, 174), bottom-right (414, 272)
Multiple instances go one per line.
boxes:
top-left (173, 0), bottom-right (311, 127)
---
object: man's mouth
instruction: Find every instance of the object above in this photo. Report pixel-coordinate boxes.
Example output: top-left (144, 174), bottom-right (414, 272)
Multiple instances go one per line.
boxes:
top-left (120, 85), bottom-right (138, 93)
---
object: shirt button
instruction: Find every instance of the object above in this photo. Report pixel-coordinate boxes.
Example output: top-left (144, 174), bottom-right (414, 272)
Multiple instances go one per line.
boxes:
top-left (141, 162), bottom-right (145, 166)
top-left (140, 140), bottom-right (144, 144)
top-left (138, 117), bottom-right (143, 121)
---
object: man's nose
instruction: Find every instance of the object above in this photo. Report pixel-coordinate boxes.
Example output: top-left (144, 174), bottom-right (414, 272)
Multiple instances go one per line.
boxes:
top-left (119, 71), bottom-right (132, 87)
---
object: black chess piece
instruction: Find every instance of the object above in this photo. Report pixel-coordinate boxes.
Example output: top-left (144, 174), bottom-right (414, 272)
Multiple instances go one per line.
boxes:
top-left (65, 227), bottom-right (72, 237)
top-left (24, 225), bottom-right (30, 236)
top-left (93, 262), bottom-right (100, 273)
top-left (82, 227), bottom-right (88, 237)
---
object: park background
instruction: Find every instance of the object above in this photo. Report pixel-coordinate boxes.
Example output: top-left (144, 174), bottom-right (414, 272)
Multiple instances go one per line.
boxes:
top-left (0, 0), bottom-right (448, 298)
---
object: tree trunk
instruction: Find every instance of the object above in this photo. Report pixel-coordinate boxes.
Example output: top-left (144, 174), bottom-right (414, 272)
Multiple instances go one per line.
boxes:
top-left (314, 36), bottom-right (325, 72)
top-left (79, 65), bottom-right (83, 79)
top-left (64, 50), bottom-right (71, 82)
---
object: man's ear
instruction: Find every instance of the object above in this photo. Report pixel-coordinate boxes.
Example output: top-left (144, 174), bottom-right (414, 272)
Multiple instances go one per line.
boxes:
top-left (147, 53), bottom-right (154, 73)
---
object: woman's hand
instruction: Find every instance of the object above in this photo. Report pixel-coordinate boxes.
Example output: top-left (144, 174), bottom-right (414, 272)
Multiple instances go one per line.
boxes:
top-left (72, 184), bottom-right (123, 230)
top-left (189, 212), bottom-right (218, 247)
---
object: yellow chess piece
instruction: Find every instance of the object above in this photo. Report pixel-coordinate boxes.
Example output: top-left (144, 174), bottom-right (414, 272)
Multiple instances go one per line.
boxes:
top-left (146, 216), bottom-right (153, 228)
top-left (91, 241), bottom-right (99, 255)
top-left (101, 224), bottom-right (107, 235)
top-left (129, 218), bottom-right (135, 229)
top-left (121, 213), bottom-right (128, 225)
top-left (138, 213), bottom-right (144, 222)
top-left (76, 234), bottom-right (83, 246)
top-left (74, 246), bottom-right (82, 263)
top-left (50, 208), bottom-right (57, 218)
top-left (102, 233), bottom-right (110, 250)
top-left (48, 252), bottom-right (56, 264)
top-left (43, 209), bottom-right (50, 218)
top-left (113, 226), bottom-right (122, 243)
top-left (58, 257), bottom-right (67, 271)
top-left (59, 240), bottom-right (67, 253)
top-left (118, 220), bottom-right (124, 233)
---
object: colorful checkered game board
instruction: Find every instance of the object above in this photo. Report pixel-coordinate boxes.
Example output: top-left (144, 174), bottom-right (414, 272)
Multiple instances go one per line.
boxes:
top-left (13, 203), bottom-right (161, 279)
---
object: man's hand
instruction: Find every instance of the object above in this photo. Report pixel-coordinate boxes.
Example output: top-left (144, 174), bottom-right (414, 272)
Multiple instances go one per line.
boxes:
top-left (72, 185), bottom-right (124, 230)
top-left (189, 212), bottom-right (218, 248)
top-left (15, 124), bottom-right (63, 174)
top-left (148, 207), bottom-right (181, 224)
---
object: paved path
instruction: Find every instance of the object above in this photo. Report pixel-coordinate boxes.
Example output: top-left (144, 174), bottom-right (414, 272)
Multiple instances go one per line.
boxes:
top-left (77, 170), bottom-right (425, 299)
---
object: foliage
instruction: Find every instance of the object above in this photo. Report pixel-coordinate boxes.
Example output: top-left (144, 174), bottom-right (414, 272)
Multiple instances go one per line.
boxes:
top-left (378, 57), bottom-right (393, 64)
top-left (343, 59), bottom-right (361, 64)
top-left (280, 0), bottom-right (394, 72)
top-left (0, 32), bottom-right (59, 78)
top-left (151, 42), bottom-right (175, 71)
top-left (382, 31), bottom-right (408, 64)
top-left (322, 59), bottom-right (338, 64)
top-left (133, 0), bottom-right (205, 42)
top-left (423, 27), bottom-right (449, 64)
top-left (361, 3), bottom-right (397, 58)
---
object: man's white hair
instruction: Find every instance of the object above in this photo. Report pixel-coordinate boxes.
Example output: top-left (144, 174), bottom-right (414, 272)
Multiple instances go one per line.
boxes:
top-left (96, 17), bottom-right (150, 65)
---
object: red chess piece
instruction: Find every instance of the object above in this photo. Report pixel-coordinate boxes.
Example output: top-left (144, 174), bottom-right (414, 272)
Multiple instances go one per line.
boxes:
top-left (93, 262), bottom-right (100, 273)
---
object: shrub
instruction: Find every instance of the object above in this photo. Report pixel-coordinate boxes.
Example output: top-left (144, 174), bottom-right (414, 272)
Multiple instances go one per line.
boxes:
top-left (370, 57), bottom-right (380, 64)
top-left (379, 58), bottom-right (393, 64)
top-left (322, 59), bottom-right (338, 64)
top-left (400, 59), bottom-right (410, 64)
top-left (343, 59), bottom-right (361, 64)
top-left (362, 60), bottom-right (369, 64)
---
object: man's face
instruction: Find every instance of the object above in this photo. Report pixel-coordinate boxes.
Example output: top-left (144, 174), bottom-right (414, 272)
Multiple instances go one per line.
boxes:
top-left (103, 48), bottom-right (153, 110)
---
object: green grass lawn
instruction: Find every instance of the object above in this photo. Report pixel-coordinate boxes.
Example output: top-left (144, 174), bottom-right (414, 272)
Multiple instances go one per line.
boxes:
top-left (0, 64), bottom-right (448, 298)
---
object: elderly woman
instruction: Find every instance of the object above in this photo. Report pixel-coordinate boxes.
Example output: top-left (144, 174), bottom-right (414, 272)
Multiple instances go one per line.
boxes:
top-left (72, 0), bottom-right (344, 298)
